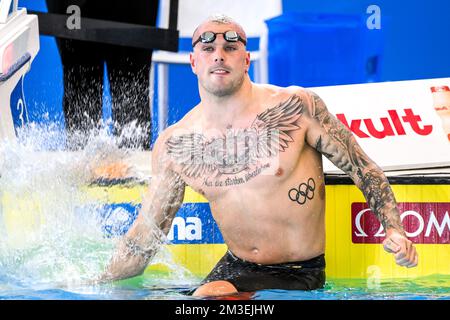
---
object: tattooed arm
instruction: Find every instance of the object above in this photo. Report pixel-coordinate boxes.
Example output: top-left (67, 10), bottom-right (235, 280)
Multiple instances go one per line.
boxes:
top-left (98, 130), bottom-right (186, 282)
top-left (303, 90), bottom-right (418, 268)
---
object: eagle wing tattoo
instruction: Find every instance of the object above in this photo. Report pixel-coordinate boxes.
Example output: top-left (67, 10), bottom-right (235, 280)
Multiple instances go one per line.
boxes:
top-left (165, 132), bottom-right (216, 178)
top-left (166, 95), bottom-right (304, 179)
top-left (250, 94), bottom-right (304, 158)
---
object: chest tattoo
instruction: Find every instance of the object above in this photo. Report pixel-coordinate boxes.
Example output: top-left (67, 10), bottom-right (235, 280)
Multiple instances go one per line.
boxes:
top-left (166, 95), bottom-right (305, 181)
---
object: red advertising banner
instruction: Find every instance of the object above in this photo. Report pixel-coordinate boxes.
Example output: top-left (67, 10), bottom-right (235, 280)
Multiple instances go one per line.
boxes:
top-left (351, 202), bottom-right (450, 244)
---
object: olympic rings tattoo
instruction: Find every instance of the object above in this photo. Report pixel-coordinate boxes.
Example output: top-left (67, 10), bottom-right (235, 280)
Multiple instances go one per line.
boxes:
top-left (288, 178), bottom-right (316, 205)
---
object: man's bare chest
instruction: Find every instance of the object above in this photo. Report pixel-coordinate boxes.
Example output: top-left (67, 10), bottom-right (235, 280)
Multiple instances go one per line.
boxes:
top-left (166, 94), bottom-right (309, 197)
top-left (168, 129), bottom-right (306, 199)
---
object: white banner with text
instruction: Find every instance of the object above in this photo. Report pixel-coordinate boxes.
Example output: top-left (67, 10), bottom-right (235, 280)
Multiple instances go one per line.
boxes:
top-left (310, 78), bottom-right (450, 173)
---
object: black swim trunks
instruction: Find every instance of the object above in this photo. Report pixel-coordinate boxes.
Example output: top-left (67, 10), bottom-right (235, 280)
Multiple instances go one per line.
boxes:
top-left (200, 250), bottom-right (326, 292)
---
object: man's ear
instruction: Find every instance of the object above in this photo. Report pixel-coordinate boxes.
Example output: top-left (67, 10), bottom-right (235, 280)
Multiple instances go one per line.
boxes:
top-left (245, 52), bottom-right (251, 73)
top-left (190, 53), bottom-right (197, 74)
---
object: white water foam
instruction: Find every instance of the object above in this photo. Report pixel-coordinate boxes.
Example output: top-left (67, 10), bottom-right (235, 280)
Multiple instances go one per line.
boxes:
top-left (0, 122), bottom-right (194, 289)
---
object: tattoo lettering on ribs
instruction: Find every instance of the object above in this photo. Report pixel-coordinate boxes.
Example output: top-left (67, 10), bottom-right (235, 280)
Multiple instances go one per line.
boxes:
top-left (288, 178), bottom-right (316, 205)
top-left (166, 95), bottom-right (305, 180)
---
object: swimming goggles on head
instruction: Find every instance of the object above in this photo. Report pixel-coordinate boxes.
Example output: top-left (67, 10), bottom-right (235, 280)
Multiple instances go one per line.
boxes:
top-left (192, 30), bottom-right (247, 47)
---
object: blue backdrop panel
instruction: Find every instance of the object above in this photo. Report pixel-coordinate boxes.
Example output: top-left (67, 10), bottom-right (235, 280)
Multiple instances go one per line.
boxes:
top-left (267, 12), bottom-right (383, 87)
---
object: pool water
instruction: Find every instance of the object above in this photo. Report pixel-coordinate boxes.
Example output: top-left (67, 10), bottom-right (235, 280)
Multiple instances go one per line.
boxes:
top-left (0, 272), bottom-right (449, 300)
top-left (256, 275), bottom-right (450, 300)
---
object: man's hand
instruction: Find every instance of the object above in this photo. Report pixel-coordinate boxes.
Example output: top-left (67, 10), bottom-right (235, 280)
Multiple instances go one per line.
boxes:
top-left (382, 229), bottom-right (418, 268)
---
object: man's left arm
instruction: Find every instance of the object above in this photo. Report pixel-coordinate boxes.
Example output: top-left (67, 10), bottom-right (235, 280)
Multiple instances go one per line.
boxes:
top-left (303, 89), bottom-right (418, 268)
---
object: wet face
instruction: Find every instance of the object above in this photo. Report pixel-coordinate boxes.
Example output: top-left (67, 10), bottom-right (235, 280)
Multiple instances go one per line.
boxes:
top-left (190, 22), bottom-right (250, 97)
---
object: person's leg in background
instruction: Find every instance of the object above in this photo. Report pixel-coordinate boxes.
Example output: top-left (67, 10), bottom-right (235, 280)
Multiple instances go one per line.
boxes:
top-left (108, 59), bottom-right (152, 150)
top-left (45, 0), bottom-right (104, 150)
top-left (62, 62), bottom-right (104, 149)
top-left (105, 0), bottom-right (159, 150)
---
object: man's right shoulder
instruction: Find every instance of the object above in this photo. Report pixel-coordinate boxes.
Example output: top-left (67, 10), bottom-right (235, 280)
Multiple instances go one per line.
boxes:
top-left (153, 124), bottom-right (178, 153)
top-left (151, 125), bottom-right (179, 174)
top-left (157, 121), bottom-right (194, 145)
top-left (153, 107), bottom-right (199, 155)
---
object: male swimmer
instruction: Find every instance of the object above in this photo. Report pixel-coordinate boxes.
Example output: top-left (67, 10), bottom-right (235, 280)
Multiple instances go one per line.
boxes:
top-left (98, 15), bottom-right (418, 296)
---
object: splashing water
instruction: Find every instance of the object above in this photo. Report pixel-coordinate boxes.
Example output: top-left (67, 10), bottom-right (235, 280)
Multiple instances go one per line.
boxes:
top-left (0, 122), bottom-right (192, 292)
